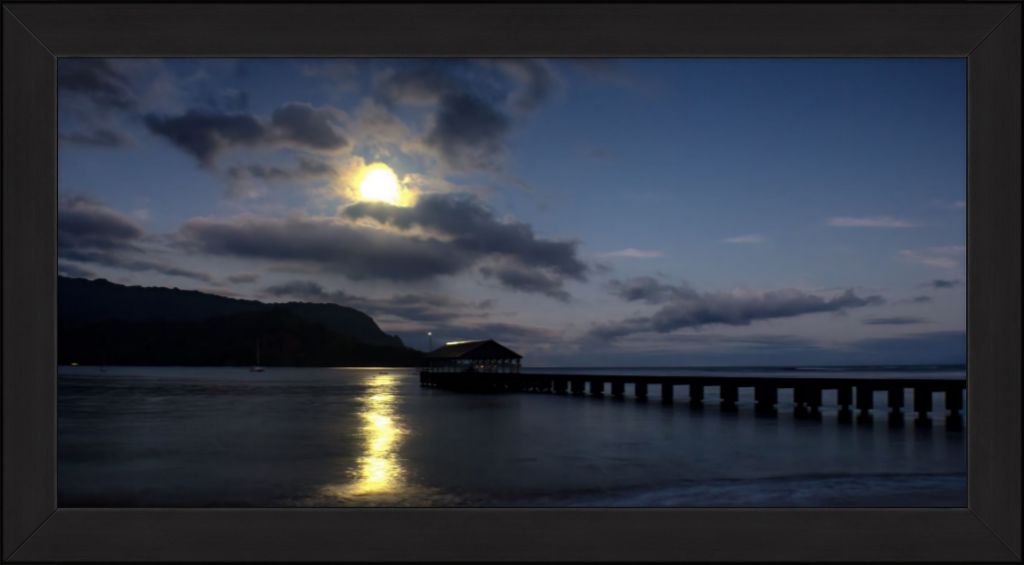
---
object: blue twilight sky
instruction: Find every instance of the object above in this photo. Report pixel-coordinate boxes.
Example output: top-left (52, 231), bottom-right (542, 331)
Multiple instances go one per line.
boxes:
top-left (57, 58), bottom-right (966, 366)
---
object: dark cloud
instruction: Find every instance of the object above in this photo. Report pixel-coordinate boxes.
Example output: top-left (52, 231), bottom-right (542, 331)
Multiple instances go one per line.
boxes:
top-left (222, 90), bottom-right (250, 112)
top-left (479, 263), bottom-right (570, 301)
top-left (644, 288), bottom-right (885, 331)
top-left (61, 248), bottom-right (214, 284)
top-left (176, 214), bottom-right (470, 281)
top-left (293, 158), bottom-right (335, 177)
top-left (58, 61), bottom-right (137, 152)
top-left (927, 279), bottom-right (961, 289)
top-left (264, 280), bottom-right (330, 300)
top-left (343, 193), bottom-right (586, 297)
top-left (591, 279), bottom-right (885, 340)
top-left (60, 127), bottom-right (133, 148)
top-left (58, 262), bottom-right (96, 279)
top-left (230, 156), bottom-right (333, 179)
top-left (143, 110), bottom-right (267, 165)
top-left (58, 60), bottom-right (136, 110)
top-left (486, 59), bottom-right (557, 112)
top-left (372, 61), bottom-right (555, 171)
top-left (108, 256), bottom-right (215, 283)
top-left (374, 66), bottom-right (460, 107)
top-left (382, 292), bottom-right (493, 323)
top-left (608, 276), bottom-right (687, 304)
top-left (144, 103), bottom-right (347, 166)
top-left (59, 195), bottom-right (213, 283)
top-left (226, 157), bottom-right (335, 183)
top-left (862, 317), bottom-right (929, 326)
top-left (179, 193), bottom-right (586, 296)
top-left (223, 158), bottom-right (336, 200)
top-left (270, 102), bottom-right (348, 150)
top-left (181, 196), bottom-right (584, 297)
top-left (376, 60), bottom-right (556, 113)
top-left (227, 164), bottom-right (291, 182)
top-left (226, 273), bottom-right (260, 284)
top-left (197, 88), bottom-right (250, 113)
top-left (263, 279), bottom-right (492, 325)
top-left (910, 295), bottom-right (933, 304)
top-left (59, 195), bottom-right (144, 252)
top-left (425, 93), bottom-right (510, 170)
top-left (343, 193), bottom-right (587, 280)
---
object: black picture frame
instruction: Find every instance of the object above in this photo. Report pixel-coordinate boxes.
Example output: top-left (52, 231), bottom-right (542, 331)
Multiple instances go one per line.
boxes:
top-left (2, 2), bottom-right (1020, 562)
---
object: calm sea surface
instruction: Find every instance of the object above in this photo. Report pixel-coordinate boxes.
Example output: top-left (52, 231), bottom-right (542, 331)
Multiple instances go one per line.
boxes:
top-left (58, 365), bottom-right (966, 507)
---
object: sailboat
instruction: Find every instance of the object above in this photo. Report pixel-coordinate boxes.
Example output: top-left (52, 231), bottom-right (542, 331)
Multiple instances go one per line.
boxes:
top-left (250, 343), bottom-right (265, 372)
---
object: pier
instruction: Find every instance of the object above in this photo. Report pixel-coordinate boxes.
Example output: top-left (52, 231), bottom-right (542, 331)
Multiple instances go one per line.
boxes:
top-left (419, 339), bottom-right (965, 428)
top-left (420, 371), bottom-right (967, 427)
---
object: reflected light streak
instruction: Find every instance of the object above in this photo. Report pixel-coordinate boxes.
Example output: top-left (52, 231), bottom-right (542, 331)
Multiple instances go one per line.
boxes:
top-left (326, 373), bottom-right (407, 499)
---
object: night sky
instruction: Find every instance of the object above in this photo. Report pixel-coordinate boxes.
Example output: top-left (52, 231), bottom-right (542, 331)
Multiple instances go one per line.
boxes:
top-left (58, 58), bottom-right (966, 365)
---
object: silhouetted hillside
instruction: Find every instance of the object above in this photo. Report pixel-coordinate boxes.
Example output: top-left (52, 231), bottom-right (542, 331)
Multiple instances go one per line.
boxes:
top-left (58, 277), bottom-right (421, 366)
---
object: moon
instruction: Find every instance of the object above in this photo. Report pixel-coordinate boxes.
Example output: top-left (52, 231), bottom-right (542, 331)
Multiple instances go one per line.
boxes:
top-left (358, 163), bottom-right (402, 205)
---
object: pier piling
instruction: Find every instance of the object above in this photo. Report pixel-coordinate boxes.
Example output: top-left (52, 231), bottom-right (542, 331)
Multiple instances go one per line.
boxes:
top-left (807, 387), bottom-right (822, 418)
top-left (755, 386), bottom-right (777, 415)
top-left (794, 386), bottom-right (809, 418)
top-left (887, 387), bottom-right (904, 427)
top-left (837, 385), bottom-right (853, 422)
top-left (856, 385), bottom-right (874, 423)
top-left (590, 380), bottom-right (604, 396)
top-left (945, 386), bottom-right (963, 429)
top-left (888, 388), bottom-right (905, 416)
top-left (945, 386), bottom-right (963, 417)
top-left (720, 385), bottom-right (738, 411)
top-left (689, 384), bottom-right (704, 407)
top-left (914, 387), bottom-right (933, 423)
top-left (794, 386), bottom-right (822, 419)
top-left (661, 383), bottom-right (674, 404)
top-left (611, 381), bottom-right (625, 398)
top-left (635, 382), bottom-right (648, 400)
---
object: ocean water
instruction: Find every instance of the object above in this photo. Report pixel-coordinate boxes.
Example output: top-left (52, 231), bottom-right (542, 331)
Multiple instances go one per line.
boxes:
top-left (58, 365), bottom-right (966, 508)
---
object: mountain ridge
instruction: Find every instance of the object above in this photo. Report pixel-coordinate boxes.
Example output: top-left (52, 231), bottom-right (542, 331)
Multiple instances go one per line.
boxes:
top-left (58, 276), bottom-right (421, 367)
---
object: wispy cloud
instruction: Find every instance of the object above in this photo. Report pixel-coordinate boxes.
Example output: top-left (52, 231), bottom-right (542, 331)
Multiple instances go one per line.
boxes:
top-left (899, 246), bottom-right (965, 270)
top-left (226, 272), bottom-right (260, 284)
top-left (906, 295), bottom-right (933, 304)
top-left (263, 279), bottom-right (494, 325)
top-left (59, 194), bottom-right (214, 283)
top-left (827, 216), bottom-right (917, 228)
top-left (954, 200), bottom-right (966, 209)
top-left (862, 316), bottom-right (929, 326)
top-left (143, 102), bottom-right (349, 166)
top-left (598, 248), bottom-right (664, 259)
top-left (722, 234), bottom-right (765, 244)
top-left (590, 278), bottom-right (885, 340)
top-left (924, 278), bottom-right (961, 289)
top-left (179, 193), bottom-right (588, 300)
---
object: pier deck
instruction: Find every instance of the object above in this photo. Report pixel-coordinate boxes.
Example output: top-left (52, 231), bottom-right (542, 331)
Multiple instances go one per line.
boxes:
top-left (420, 371), bottom-right (967, 426)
